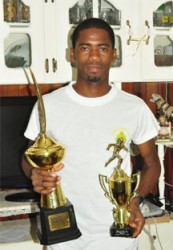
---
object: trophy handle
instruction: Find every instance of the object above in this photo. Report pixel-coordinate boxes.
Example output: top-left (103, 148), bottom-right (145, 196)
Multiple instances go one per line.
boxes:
top-left (130, 171), bottom-right (141, 199)
top-left (99, 174), bottom-right (113, 203)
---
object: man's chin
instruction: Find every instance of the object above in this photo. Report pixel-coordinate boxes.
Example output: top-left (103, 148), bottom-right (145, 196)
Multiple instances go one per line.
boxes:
top-left (87, 76), bottom-right (101, 83)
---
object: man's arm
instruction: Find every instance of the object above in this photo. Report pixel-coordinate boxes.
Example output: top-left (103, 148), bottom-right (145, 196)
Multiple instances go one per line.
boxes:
top-left (21, 140), bottom-right (34, 178)
top-left (128, 138), bottom-right (161, 237)
top-left (133, 138), bottom-right (161, 198)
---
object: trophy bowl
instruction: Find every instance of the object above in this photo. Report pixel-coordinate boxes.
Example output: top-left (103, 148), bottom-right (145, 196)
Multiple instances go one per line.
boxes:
top-left (25, 134), bottom-right (65, 170)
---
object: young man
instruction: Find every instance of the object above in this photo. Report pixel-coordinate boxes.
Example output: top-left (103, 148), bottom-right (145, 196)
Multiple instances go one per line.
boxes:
top-left (22, 18), bottom-right (161, 250)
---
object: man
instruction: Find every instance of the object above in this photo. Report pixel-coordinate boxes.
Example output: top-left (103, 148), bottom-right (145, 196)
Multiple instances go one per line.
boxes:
top-left (22, 18), bottom-right (161, 250)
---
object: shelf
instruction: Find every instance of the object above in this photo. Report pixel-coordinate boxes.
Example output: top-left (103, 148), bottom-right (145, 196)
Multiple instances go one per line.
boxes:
top-left (0, 189), bottom-right (39, 217)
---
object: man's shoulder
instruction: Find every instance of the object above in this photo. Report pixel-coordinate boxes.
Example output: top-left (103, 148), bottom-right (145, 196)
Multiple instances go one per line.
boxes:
top-left (116, 87), bottom-right (144, 104)
top-left (43, 82), bottom-right (71, 100)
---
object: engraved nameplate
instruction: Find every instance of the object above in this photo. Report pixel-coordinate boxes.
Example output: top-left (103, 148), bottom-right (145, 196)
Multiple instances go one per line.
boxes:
top-left (48, 212), bottom-right (70, 231)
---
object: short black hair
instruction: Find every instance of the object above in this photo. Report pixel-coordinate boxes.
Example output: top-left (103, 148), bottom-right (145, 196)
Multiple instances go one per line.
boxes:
top-left (71, 18), bottom-right (115, 49)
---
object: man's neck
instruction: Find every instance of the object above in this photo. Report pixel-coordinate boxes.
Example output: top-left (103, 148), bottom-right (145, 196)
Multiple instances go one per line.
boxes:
top-left (73, 81), bottom-right (111, 98)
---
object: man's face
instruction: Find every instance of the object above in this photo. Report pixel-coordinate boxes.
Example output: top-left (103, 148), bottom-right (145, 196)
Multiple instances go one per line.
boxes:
top-left (70, 28), bottom-right (116, 84)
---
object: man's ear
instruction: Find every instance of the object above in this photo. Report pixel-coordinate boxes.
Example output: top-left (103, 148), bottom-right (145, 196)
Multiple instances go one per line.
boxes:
top-left (112, 48), bottom-right (117, 64)
top-left (70, 48), bottom-right (77, 67)
top-left (70, 48), bottom-right (75, 64)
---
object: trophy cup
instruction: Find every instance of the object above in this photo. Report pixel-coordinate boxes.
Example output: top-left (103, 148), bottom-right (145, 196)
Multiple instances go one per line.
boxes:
top-left (24, 68), bottom-right (81, 245)
top-left (99, 137), bottom-right (141, 237)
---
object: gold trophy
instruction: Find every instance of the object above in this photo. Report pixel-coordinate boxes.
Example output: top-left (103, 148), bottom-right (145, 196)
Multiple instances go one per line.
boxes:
top-left (99, 137), bottom-right (140, 237)
top-left (24, 68), bottom-right (81, 245)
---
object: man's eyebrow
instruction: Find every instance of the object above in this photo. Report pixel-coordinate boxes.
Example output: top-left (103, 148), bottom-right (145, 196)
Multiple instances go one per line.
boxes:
top-left (78, 43), bottom-right (110, 47)
top-left (98, 43), bottom-right (110, 47)
top-left (78, 43), bottom-right (91, 46)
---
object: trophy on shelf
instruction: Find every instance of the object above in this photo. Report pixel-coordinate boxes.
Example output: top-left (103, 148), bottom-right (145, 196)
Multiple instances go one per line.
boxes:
top-left (24, 68), bottom-right (81, 245)
top-left (99, 135), bottom-right (141, 237)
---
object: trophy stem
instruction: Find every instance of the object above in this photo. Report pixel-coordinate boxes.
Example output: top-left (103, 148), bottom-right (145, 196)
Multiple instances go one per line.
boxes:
top-left (41, 184), bottom-right (67, 209)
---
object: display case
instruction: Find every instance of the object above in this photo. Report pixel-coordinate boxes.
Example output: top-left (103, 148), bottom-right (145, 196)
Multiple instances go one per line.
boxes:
top-left (0, 0), bottom-right (172, 84)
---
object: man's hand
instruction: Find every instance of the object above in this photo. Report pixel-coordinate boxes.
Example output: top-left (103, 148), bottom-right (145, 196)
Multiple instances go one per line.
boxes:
top-left (128, 202), bottom-right (145, 238)
top-left (31, 163), bottom-right (64, 195)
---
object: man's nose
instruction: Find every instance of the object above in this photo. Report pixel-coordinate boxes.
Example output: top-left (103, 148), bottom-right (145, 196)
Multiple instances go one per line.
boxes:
top-left (89, 47), bottom-right (100, 60)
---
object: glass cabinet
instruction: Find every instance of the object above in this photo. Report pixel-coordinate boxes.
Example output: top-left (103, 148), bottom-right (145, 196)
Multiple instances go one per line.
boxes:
top-left (0, 0), bottom-right (172, 84)
top-left (55, 0), bottom-right (131, 82)
top-left (3, 0), bottom-right (31, 69)
top-left (0, 0), bottom-right (47, 84)
top-left (140, 0), bottom-right (173, 80)
top-left (153, 1), bottom-right (173, 67)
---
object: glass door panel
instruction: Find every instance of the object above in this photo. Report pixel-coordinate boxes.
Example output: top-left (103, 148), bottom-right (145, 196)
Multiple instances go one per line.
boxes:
top-left (0, 0), bottom-right (46, 84)
top-left (69, 0), bottom-right (93, 24)
top-left (98, 0), bottom-right (121, 27)
top-left (4, 33), bottom-right (31, 68)
top-left (3, 0), bottom-right (30, 24)
top-left (153, 1), bottom-right (173, 28)
top-left (153, 1), bottom-right (173, 67)
top-left (99, 1), bottom-right (122, 67)
top-left (3, 0), bottom-right (31, 69)
top-left (154, 35), bottom-right (173, 66)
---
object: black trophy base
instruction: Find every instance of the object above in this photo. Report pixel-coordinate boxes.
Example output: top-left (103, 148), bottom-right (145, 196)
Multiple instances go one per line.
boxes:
top-left (37, 199), bottom-right (82, 245)
top-left (110, 223), bottom-right (134, 238)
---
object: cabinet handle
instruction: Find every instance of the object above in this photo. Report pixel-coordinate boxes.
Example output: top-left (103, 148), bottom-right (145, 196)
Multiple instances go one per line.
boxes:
top-left (126, 20), bottom-right (139, 45)
top-left (127, 20), bottom-right (132, 45)
top-left (52, 58), bottom-right (57, 72)
top-left (145, 20), bottom-right (150, 45)
top-left (127, 20), bottom-right (150, 46)
top-left (45, 59), bottom-right (49, 73)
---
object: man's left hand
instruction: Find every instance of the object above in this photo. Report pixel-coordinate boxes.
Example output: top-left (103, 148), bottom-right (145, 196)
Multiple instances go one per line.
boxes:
top-left (128, 202), bottom-right (145, 238)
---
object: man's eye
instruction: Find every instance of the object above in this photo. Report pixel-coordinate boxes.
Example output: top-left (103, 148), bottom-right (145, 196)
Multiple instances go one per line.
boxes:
top-left (100, 47), bottom-right (108, 52)
top-left (80, 46), bottom-right (89, 51)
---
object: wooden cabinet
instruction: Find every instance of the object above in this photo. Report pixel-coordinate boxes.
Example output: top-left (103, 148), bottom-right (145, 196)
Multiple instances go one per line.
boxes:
top-left (0, 0), bottom-right (172, 84)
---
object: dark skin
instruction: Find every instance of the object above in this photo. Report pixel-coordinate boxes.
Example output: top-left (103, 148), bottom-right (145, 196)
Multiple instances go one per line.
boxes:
top-left (22, 28), bottom-right (161, 238)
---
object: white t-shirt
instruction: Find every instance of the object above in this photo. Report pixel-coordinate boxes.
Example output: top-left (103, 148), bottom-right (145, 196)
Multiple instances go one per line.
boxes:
top-left (24, 82), bottom-right (159, 250)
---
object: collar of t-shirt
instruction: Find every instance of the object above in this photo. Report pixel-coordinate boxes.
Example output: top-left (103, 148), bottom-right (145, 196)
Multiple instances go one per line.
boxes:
top-left (66, 81), bottom-right (117, 107)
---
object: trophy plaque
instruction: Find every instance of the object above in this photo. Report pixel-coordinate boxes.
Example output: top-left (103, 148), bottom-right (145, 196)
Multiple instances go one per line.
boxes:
top-left (24, 68), bottom-right (81, 245)
top-left (99, 137), bottom-right (141, 237)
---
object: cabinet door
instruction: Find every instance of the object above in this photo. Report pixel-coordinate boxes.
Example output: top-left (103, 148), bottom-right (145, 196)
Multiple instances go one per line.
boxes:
top-left (1, 1), bottom-right (172, 84)
top-left (0, 0), bottom-right (46, 84)
top-left (55, 0), bottom-right (173, 82)
top-left (55, 0), bottom-right (135, 83)
top-left (43, 1), bottom-right (58, 83)
top-left (107, 0), bottom-right (139, 82)
top-left (140, 0), bottom-right (173, 81)
top-left (55, 0), bottom-right (97, 82)
top-left (54, 0), bottom-right (77, 83)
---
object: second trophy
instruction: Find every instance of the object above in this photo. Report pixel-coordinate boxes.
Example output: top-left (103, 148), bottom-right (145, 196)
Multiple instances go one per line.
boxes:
top-left (99, 136), bottom-right (141, 237)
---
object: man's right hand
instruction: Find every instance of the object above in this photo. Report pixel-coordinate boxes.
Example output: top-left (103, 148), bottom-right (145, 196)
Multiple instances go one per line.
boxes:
top-left (31, 163), bottom-right (64, 195)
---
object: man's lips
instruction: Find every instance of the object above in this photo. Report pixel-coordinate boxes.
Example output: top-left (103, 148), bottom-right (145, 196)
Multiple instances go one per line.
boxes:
top-left (87, 65), bottom-right (102, 73)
